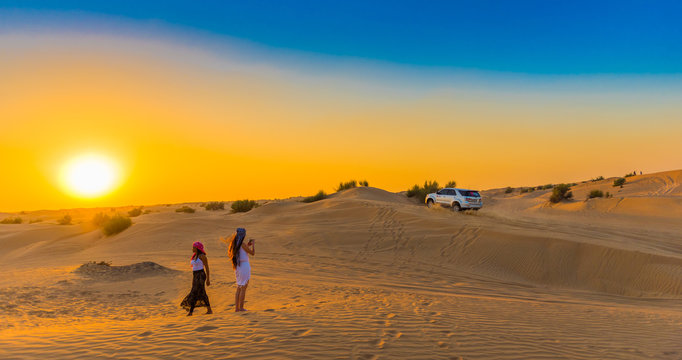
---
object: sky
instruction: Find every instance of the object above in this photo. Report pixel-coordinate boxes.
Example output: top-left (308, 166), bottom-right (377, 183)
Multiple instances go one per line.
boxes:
top-left (1, 1), bottom-right (681, 211)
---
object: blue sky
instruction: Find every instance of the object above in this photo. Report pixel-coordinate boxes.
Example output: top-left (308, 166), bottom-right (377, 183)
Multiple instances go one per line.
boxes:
top-left (2, 0), bottom-right (681, 74)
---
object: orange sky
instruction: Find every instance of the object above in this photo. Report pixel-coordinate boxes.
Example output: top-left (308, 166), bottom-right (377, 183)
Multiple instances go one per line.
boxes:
top-left (1, 33), bottom-right (681, 211)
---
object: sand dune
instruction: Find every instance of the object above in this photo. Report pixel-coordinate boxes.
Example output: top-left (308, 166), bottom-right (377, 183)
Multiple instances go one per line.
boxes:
top-left (485, 169), bottom-right (682, 221)
top-left (1, 171), bottom-right (682, 359)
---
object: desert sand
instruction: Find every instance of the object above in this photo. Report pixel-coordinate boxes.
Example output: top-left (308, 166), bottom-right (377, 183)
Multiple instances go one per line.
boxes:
top-left (1, 170), bottom-right (681, 359)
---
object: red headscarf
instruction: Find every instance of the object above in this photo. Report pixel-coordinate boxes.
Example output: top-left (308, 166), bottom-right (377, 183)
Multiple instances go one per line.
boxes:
top-left (191, 241), bottom-right (205, 259)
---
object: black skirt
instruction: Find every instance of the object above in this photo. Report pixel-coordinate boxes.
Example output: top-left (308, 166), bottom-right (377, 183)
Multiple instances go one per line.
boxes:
top-left (180, 269), bottom-right (210, 311)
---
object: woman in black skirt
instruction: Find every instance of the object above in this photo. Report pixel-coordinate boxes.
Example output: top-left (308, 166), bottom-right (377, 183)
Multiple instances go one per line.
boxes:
top-left (180, 241), bottom-right (213, 316)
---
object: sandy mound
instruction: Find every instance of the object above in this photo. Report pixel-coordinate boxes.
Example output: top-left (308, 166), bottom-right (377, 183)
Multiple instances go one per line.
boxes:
top-left (330, 186), bottom-right (416, 204)
top-left (75, 261), bottom-right (179, 280)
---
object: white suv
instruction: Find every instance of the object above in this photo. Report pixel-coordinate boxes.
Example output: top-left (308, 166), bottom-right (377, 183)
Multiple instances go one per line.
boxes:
top-left (425, 188), bottom-right (482, 211)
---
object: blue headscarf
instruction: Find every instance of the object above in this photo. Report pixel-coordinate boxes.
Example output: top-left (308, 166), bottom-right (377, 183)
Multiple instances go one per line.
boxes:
top-left (236, 228), bottom-right (246, 244)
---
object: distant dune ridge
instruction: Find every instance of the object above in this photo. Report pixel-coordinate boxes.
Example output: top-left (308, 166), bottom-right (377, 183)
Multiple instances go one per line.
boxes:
top-left (1, 169), bottom-right (681, 359)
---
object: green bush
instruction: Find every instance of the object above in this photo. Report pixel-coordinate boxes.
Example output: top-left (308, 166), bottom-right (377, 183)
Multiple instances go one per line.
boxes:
top-left (624, 171), bottom-right (636, 178)
top-left (444, 180), bottom-right (457, 188)
top-left (127, 207), bottom-right (143, 217)
top-left (102, 214), bottom-right (132, 236)
top-left (204, 201), bottom-right (225, 211)
top-left (550, 184), bottom-right (573, 203)
top-left (336, 180), bottom-right (358, 192)
top-left (406, 181), bottom-right (439, 203)
top-left (613, 177), bottom-right (626, 187)
top-left (0, 217), bottom-right (22, 224)
top-left (302, 190), bottom-right (327, 203)
top-left (504, 187), bottom-right (513, 194)
top-left (57, 214), bottom-right (72, 225)
top-left (605, 192), bottom-right (612, 198)
top-left (92, 212), bottom-right (110, 227)
top-left (29, 218), bottom-right (42, 224)
top-left (360, 180), bottom-right (369, 187)
top-left (406, 185), bottom-right (419, 197)
top-left (591, 176), bottom-right (604, 182)
top-left (143, 209), bottom-right (152, 214)
top-left (520, 187), bottom-right (530, 194)
top-left (87, 261), bottom-right (111, 266)
top-left (175, 206), bottom-right (196, 213)
top-left (588, 190), bottom-right (604, 199)
top-left (542, 184), bottom-right (554, 190)
top-left (231, 199), bottom-right (258, 213)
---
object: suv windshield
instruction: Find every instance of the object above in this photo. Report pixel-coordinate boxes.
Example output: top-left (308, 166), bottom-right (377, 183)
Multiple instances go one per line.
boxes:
top-left (459, 190), bottom-right (480, 197)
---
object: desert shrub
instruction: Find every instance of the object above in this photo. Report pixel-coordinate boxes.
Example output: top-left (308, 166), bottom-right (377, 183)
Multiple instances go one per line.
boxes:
top-left (302, 190), bottom-right (327, 203)
top-left (204, 201), bottom-right (225, 211)
top-left (88, 260), bottom-right (111, 266)
top-left (504, 187), bottom-right (513, 194)
top-left (175, 206), bottom-right (195, 213)
top-left (520, 188), bottom-right (530, 194)
top-left (57, 214), bottom-right (72, 225)
top-left (591, 176), bottom-right (604, 182)
top-left (624, 171), bottom-right (636, 178)
top-left (143, 209), bottom-right (152, 214)
top-left (588, 190), bottom-right (604, 199)
top-left (29, 218), bottom-right (42, 224)
top-left (336, 180), bottom-right (358, 192)
top-left (127, 207), bottom-right (143, 217)
top-left (231, 199), bottom-right (258, 213)
top-left (613, 177), bottom-right (626, 187)
top-left (605, 192), bottom-right (612, 198)
top-left (406, 181), bottom-right (439, 203)
top-left (361, 180), bottom-right (369, 187)
top-left (102, 214), bottom-right (132, 236)
top-left (542, 184), bottom-right (553, 190)
top-left (444, 180), bottom-right (457, 188)
top-left (0, 217), bottom-right (22, 224)
top-left (528, 187), bottom-right (535, 192)
top-left (92, 212), bottom-right (110, 227)
top-left (550, 184), bottom-right (573, 203)
top-left (406, 185), bottom-right (419, 197)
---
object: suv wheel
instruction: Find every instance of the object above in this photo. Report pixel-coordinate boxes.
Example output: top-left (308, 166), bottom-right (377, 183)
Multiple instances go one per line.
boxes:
top-left (426, 199), bottom-right (434, 208)
top-left (452, 202), bottom-right (461, 212)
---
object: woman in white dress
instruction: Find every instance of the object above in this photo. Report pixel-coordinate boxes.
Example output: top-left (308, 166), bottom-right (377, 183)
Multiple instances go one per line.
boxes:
top-left (223, 227), bottom-right (255, 312)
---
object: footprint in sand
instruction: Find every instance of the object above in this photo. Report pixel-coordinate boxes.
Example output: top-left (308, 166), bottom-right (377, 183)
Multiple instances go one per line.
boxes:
top-left (292, 329), bottom-right (312, 336)
top-left (385, 329), bottom-right (402, 339)
top-left (358, 353), bottom-right (378, 360)
top-left (137, 331), bottom-right (152, 337)
top-left (370, 338), bottom-right (386, 349)
top-left (194, 325), bottom-right (218, 331)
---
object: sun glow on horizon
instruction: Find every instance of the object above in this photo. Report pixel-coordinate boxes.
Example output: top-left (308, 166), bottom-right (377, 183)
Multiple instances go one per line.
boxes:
top-left (60, 154), bottom-right (120, 199)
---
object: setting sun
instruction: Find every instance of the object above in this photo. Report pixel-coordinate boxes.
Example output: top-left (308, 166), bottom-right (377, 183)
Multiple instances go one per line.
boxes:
top-left (60, 154), bottom-right (120, 198)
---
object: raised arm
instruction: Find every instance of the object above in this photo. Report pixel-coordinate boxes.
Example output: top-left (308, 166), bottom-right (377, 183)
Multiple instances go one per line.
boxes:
top-left (241, 240), bottom-right (255, 256)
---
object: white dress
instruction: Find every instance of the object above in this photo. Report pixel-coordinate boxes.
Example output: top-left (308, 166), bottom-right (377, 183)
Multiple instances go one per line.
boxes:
top-left (235, 247), bottom-right (251, 286)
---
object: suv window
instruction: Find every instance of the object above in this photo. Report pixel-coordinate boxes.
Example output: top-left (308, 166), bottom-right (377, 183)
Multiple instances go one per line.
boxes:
top-left (458, 190), bottom-right (481, 197)
top-left (436, 189), bottom-right (444, 195)
top-left (447, 189), bottom-right (457, 196)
